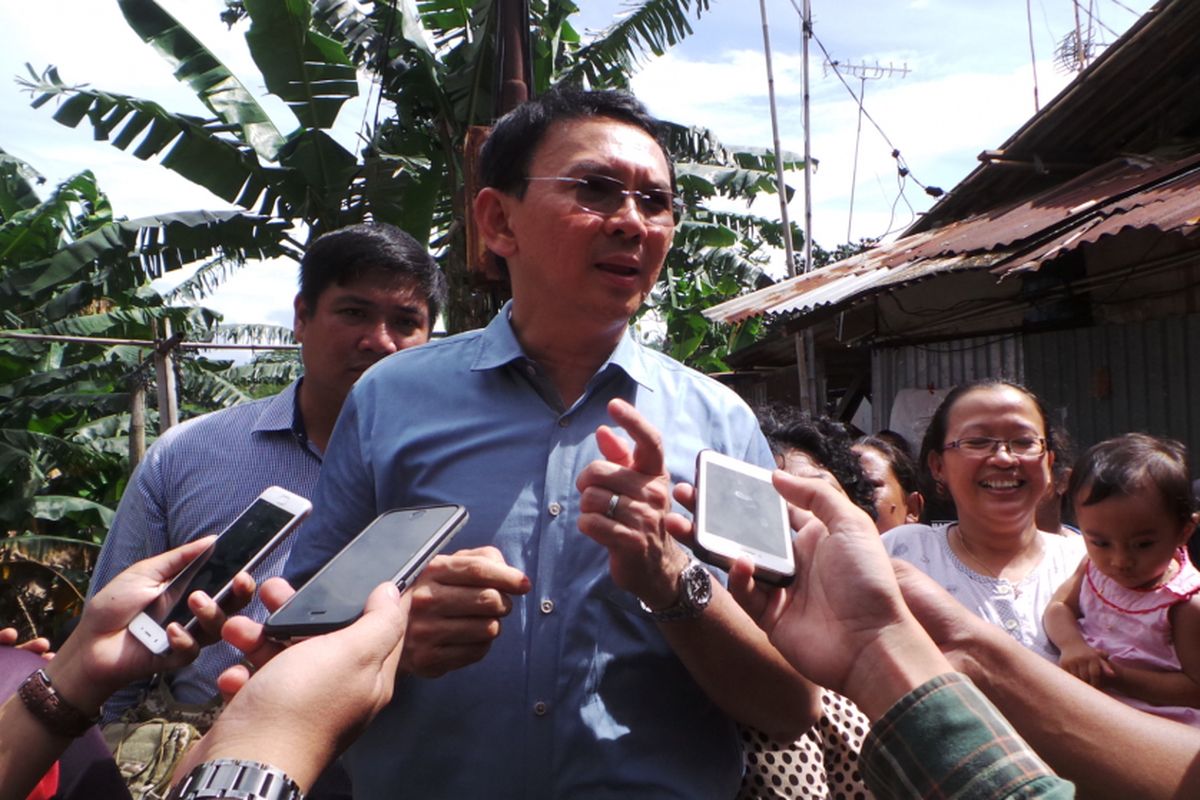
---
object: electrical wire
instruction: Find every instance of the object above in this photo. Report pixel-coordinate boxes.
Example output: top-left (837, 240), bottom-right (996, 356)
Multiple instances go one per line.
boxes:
top-left (1105, 0), bottom-right (1143, 17)
top-left (780, 0), bottom-right (943, 244)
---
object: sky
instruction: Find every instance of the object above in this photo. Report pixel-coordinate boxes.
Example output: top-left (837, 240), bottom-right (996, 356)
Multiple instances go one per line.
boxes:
top-left (0, 0), bottom-right (1157, 331)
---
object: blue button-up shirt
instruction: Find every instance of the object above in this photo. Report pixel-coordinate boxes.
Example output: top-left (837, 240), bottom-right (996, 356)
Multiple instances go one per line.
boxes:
top-left (286, 307), bottom-right (773, 799)
top-left (90, 381), bottom-right (322, 720)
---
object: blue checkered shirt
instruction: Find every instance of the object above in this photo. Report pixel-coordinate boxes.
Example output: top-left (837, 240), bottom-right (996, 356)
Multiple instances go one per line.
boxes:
top-left (88, 380), bottom-right (321, 722)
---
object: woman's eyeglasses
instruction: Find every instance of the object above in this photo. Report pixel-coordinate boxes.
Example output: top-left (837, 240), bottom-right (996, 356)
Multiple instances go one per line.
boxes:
top-left (524, 174), bottom-right (682, 226)
top-left (943, 436), bottom-right (1047, 458)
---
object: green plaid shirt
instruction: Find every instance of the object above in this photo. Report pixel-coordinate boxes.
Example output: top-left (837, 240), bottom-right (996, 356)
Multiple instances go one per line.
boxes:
top-left (862, 673), bottom-right (1075, 799)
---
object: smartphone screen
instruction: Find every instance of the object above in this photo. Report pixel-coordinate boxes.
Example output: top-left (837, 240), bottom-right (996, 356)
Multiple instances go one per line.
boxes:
top-left (701, 458), bottom-right (792, 559)
top-left (147, 497), bottom-right (305, 629)
top-left (694, 450), bottom-right (794, 585)
top-left (266, 504), bottom-right (468, 638)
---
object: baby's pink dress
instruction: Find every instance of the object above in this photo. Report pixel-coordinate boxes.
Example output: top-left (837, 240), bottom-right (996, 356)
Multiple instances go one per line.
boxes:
top-left (1079, 549), bottom-right (1200, 727)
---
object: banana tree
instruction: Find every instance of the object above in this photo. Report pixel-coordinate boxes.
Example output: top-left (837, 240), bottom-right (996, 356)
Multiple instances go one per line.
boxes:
top-left (0, 147), bottom-right (296, 637)
top-left (25, 0), bottom-right (805, 355)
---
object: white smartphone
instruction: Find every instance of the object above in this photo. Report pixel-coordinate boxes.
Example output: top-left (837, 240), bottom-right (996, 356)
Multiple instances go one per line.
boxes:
top-left (127, 486), bottom-right (312, 655)
top-left (264, 504), bottom-right (469, 640)
top-left (693, 449), bottom-right (795, 586)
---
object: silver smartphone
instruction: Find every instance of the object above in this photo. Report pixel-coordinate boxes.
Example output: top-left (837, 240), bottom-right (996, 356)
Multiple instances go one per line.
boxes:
top-left (264, 504), bottom-right (469, 640)
top-left (693, 449), bottom-right (795, 586)
top-left (127, 486), bottom-right (312, 655)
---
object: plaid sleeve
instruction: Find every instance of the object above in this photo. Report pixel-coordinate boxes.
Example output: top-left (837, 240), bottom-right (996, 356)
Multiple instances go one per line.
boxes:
top-left (861, 673), bottom-right (1075, 799)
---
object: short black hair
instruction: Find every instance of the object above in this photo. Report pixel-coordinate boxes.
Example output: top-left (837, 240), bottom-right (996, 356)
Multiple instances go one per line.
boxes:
top-left (856, 435), bottom-right (920, 496)
top-left (479, 87), bottom-right (676, 197)
top-left (298, 223), bottom-right (447, 325)
top-left (1069, 433), bottom-right (1194, 524)
top-left (755, 403), bottom-right (877, 518)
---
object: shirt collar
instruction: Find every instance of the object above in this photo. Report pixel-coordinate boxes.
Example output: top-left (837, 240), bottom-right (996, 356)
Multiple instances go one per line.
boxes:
top-left (252, 379), bottom-right (303, 435)
top-left (470, 301), bottom-right (654, 391)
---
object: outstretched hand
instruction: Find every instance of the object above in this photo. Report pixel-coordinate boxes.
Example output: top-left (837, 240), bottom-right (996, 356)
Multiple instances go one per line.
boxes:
top-left (181, 579), bottom-right (413, 792)
top-left (576, 399), bottom-right (688, 610)
top-left (729, 471), bottom-right (952, 719)
top-left (42, 538), bottom-right (249, 715)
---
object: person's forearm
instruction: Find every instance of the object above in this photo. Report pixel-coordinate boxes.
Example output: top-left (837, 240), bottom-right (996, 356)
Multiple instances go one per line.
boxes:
top-left (1041, 601), bottom-right (1085, 654)
top-left (860, 673), bottom-right (1073, 800)
top-left (175, 720), bottom-right (329, 794)
top-left (839, 619), bottom-right (956, 721)
top-left (953, 624), bottom-right (1200, 799)
top-left (0, 695), bottom-right (74, 800)
top-left (1107, 664), bottom-right (1200, 708)
top-left (657, 585), bottom-right (821, 740)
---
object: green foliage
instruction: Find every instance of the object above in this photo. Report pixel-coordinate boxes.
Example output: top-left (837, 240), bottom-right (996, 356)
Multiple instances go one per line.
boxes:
top-left (0, 148), bottom-right (298, 637)
top-left (646, 121), bottom-right (811, 371)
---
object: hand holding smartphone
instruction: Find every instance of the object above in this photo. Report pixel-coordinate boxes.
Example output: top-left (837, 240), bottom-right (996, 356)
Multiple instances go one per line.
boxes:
top-left (693, 450), bottom-right (795, 586)
top-left (264, 504), bottom-right (469, 640)
top-left (127, 486), bottom-right (312, 655)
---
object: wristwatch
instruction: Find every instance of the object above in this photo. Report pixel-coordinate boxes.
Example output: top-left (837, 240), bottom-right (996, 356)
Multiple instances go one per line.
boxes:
top-left (639, 558), bottom-right (713, 622)
top-left (167, 759), bottom-right (304, 800)
top-left (17, 668), bottom-right (100, 738)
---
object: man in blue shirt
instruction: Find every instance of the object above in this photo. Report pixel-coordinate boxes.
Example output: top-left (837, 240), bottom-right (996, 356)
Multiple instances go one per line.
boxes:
top-left (89, 223), bottom-right (446, 721)
top-left (285, 89), bottom-right (818, 798)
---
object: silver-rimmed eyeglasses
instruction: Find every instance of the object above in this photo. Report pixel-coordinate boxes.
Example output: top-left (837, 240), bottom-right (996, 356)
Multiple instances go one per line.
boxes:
top-left (943, 436), bottom-right (1047, 458)
top-left (524, 174), bottom-right (682, 226)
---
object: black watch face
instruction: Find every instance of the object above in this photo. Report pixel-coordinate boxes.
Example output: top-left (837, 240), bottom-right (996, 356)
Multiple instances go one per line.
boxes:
top-left (685, 565), bottom-right (712, 606)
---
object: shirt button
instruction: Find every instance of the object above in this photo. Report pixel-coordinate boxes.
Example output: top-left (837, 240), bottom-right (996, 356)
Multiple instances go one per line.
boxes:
top-left (1004, 619), bottom-right (1019, 631)
top-left (533, 701), bottom-right (548, 716)
top-left (524, 364), bottom-right (536, 377)
top-left (558, 417), bottom-right (570, 428)
top-left (548, 502), bottom-right (562, 517)
top-left (997, 583), bottom-right (1013, 596)
top-left (540, 599), bottom-right (555, 614)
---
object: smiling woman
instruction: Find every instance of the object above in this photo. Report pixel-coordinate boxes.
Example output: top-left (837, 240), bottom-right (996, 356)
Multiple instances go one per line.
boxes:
top-left (882, 379), bottom-right (1086, 661)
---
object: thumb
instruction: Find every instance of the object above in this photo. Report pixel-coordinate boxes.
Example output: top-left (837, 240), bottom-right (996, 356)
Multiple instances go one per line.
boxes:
top-left (595, 425), bottom-right (634, 468)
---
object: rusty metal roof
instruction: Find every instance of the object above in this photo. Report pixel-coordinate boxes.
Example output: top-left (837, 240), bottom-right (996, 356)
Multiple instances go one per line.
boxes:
top-left (909, 0), bottom-right (1200, 231)
top-left (705, 153), bottom-right (1200, 325)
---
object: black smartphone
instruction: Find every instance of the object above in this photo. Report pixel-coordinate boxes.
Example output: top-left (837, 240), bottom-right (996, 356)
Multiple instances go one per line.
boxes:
top-left (127, 486), bottom-right (312, 655)
top-left (693, 449), bottom-right (795, 586)
top-left (264, 504), bottom-right (469, 640)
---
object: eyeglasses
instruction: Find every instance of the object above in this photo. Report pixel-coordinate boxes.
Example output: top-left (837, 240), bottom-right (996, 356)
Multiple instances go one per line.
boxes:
top-left (943, 436), bottom-right (1047, 458)
top-left (524, 174), bottom-right (683, 226)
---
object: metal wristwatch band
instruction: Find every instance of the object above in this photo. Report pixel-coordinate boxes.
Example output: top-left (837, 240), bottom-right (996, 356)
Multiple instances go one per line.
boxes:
top-left (639, 558), bottom-right (712, 622)
top-left (167, 758), bottom-right (305, 800)
top-left (17, 667), bottom-right (100, 738)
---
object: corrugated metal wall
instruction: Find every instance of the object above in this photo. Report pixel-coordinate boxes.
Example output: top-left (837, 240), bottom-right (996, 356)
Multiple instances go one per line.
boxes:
top-left (1024, 315), bottom-right (1200, 459)
top-left (872, 315), bottom-right (1200, 462)
top-left (872, 334), bottom-right (1025, 432)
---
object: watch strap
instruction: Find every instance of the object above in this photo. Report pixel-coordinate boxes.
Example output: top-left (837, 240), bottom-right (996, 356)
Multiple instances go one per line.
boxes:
top-left (17, 667), bottom-right (100, 738)
top-left (167, 759), bottom-right (304, 800)
top-left (639, 559), bottom-right (712, 622)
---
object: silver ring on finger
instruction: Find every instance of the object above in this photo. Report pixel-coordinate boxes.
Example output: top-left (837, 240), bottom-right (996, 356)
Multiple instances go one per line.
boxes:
top-left (605, 492), bottom-right (621, 519)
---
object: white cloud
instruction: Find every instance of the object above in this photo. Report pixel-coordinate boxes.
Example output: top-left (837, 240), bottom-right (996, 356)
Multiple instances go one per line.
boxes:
top-left (2, 0), bottom-right (1158, 315)
top-left (632, 49), bottom-right (1079, 257)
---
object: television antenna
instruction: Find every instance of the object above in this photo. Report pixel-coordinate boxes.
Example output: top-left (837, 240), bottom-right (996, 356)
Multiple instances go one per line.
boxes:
top-left (823, 60), bottom-right (910, 242)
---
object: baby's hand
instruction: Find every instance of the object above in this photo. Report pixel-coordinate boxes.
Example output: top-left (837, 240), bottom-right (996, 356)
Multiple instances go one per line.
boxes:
top-left (1059, 642), bottom-right (1115, 687)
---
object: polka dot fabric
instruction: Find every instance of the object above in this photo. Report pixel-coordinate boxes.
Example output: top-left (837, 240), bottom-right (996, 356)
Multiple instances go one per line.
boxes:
top-left (737, 689), bottom-right (874, 800)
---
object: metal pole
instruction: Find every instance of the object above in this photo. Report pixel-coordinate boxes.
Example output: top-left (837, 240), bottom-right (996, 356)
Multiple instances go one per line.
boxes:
top-left (801, 0), bottom-right (813, 273)
top-left (847, 75), bottom-right (866, 242)
top-left (758, 0), bottom-right (795, 277)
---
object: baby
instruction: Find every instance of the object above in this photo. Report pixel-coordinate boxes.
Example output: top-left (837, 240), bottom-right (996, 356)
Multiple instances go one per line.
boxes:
top-left (1044, 433), bottom-right (1200, 726)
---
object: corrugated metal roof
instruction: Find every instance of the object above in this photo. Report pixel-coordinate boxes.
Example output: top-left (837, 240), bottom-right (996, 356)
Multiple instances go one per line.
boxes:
top-left (909, 0), bottom-right (1200, 231)
top-left (706, 153), bottom-right (1200, 325)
